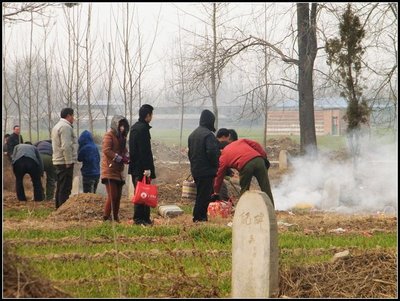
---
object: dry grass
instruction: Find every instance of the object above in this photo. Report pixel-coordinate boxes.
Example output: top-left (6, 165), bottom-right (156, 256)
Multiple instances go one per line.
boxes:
top-left (3, 244), bottom-right (71, 298)
top-left (279, 250), bottom-right (397, 298)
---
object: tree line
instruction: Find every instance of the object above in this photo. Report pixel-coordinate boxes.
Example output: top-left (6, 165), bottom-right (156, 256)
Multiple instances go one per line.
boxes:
top-left (2, 3), bottom-right (398, 156)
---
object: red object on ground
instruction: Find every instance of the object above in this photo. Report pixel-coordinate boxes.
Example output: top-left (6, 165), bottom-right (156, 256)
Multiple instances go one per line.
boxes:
top-left (208, 200), bottom-right (233, 218)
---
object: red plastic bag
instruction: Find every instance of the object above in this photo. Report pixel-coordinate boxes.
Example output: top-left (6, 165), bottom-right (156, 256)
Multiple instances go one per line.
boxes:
top-left (208, 200), bottom-right (233, 218)
top-left (132, 177), bottom-right (158, 208)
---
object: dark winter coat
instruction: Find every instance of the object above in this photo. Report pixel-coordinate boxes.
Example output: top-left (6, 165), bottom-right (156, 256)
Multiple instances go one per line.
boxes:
top-left (128, 120), bottom-right (156, 179)
top-left (34, 140), bottom-right (53, 156)
top-left (78, 130), bottom-right (100, 178)
top-left (7, 133), bottom-right (23, 157)
top-left (188, 109), bottom-right (220, 179)
top-left (101, 116), bottom-right (129, 183)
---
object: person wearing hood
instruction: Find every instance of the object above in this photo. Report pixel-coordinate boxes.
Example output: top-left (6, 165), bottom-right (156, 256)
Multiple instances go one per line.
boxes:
top-left (188, 109), bottom-right (220, 222)
top-left (51, 108), bottom-right (78, 209)
top-left (128, 104), bottom-right (156, 226)
top-left (78, 130), bottom-right (100, 193)
top-left (101, 115), bottom-right (130, 223)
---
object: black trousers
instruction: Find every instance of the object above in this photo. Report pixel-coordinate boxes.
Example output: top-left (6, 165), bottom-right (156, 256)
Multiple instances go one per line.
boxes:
top-left (193, 176), bottom-right (214, 222)
top-left (12, 157), bottom-right (44, 201)
top-left (54, 164), bottom-right (74, 209)
top-left (132, 175), bottom-right (151, 224)
top-left (82, 176), bottom-right (99, 193)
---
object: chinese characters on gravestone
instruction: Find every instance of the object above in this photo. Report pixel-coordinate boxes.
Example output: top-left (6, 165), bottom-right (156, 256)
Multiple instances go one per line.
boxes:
top-left (232, 190), bottom-right (279, 298)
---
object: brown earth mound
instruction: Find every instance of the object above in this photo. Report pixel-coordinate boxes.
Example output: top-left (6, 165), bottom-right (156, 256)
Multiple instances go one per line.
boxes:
top-left (3, 244), bottom-right (71, 298)
top-left (48, 193), bottom-right (106, 221)
top-left (280, 250), bottom-right (397, 298)
top-left (152, 140), bottom-right (187, 162)
top-left (266, 137), bottom-right (301, 160)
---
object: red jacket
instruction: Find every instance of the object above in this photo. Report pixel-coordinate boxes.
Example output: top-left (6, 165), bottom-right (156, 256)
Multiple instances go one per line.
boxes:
top-left (214, 139), bottom-right (267, 193)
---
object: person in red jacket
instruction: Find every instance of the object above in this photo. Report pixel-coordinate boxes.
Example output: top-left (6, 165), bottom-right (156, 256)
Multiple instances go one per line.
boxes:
top-left (213, 138), bottom-right (274, 207)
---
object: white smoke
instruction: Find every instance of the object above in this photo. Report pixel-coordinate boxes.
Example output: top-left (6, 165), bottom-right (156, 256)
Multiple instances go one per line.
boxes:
top-left (273, 134), bottom-right (398, 214)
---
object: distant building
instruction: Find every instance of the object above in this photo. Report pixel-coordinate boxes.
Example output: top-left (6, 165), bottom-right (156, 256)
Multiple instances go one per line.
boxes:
top-left (266, 97), bottom-right (348, 136)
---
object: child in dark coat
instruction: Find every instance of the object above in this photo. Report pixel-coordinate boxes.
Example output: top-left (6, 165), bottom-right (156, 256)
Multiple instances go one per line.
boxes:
top-left (78, 130), bottom-right (100, 193)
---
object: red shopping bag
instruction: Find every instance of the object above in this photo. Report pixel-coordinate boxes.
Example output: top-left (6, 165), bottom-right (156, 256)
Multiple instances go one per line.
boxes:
top-left (132, 177), bottom-right (158, 208)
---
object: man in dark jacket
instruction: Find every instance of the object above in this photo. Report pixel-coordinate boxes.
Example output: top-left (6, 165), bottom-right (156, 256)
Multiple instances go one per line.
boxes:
top-left (129, 104), bottom-right (156, 225)
top-left (78, 130), bottom-right (101, 193)
top-left (11, 142), bottom-right (44, 202)
top-left (7, 125), bottom-right (23, 161)
top-left (188, 109), bottom-right (220, 222)
top-left (34, 140), bottom-right (56, 201)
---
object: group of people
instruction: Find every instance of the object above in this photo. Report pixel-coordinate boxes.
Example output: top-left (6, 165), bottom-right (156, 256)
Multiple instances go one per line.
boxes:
top-left (4, 106), bottom-right (273, 225)
top-left (3, 105), bottom-right (155, 226)
top-left (188, 109), bottom-right (274, 223)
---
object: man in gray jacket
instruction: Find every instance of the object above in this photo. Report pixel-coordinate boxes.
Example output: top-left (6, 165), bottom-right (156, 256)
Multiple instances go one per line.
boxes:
top-left (51, 108), bottom-right (78, 209)
top-left (12, 142), bottom-right (44, 202)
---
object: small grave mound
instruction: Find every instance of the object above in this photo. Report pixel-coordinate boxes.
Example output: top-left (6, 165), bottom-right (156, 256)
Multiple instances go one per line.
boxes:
top-left (266, 137), bottom-right (300, 160)
top-left (3, 244), bottom-right (71, 298)
top-left (49, 193), bottom-right (105, 221)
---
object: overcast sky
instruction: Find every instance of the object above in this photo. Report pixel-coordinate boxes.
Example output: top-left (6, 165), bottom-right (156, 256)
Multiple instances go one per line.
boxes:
top-left (3, 3), bottom-right (397, 108)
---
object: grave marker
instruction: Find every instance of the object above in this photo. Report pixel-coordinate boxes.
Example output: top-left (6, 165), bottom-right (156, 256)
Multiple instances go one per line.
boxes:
top-left (231, 190), bottom-right (279, 298)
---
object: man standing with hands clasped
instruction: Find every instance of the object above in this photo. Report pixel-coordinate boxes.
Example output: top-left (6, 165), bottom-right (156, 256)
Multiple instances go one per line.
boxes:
top-left (129, 104), bottom-right (156, 226)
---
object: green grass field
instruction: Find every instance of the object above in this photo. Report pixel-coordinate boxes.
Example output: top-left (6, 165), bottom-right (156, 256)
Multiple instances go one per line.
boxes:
top-left (4, 206), bottom-right (397, 298)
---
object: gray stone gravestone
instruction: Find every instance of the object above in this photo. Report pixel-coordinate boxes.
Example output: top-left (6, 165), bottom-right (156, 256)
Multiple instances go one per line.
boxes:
top-left (232, 190), bottom-right (279, 298)
top-left (278, 150), bottom-right (288, 171)
top-left (71, 163), bottom-right (81, 195)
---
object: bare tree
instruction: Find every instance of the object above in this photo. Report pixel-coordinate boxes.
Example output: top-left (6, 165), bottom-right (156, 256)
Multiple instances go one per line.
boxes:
top-left (8, 57), bottom-right (22, 128)
top-left (106, 41), bottom-right (116, 131)
top-left (84, 3), bottom-right (94, 133)
top-left (167, 9), bottom-right (197, 163)
top-left (2, 2), bottom-right (55, 23)
top-left (134, 8), bottom-right (160, 109)
top-left (215, 3), bottom-right (318, 155)
top-left (182, 3), bottom-right (236, 129)
top-left (41, 16), bottom-right (55, 138)
top-left (297, 3), bottom-right (318, 156)
top-left (27, 11), bottom-right (34, 141)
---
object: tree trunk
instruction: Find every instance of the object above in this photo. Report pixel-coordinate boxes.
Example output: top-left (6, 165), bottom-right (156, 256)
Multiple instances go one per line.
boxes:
top-left (86, 3), bottom-right (93, 133)
top-left (106, 42), bottom-right (112, 131)
top-left (211, 3), bottom-right (218, 129)
top-left (297, 3), bottom-right (318, 156)
top-left (28, 11), bottom-right (33, 141)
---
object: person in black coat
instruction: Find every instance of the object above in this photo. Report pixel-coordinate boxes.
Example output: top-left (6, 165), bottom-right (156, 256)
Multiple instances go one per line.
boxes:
top-left (7, 125), bottom-right (23, 161)
top-left (188, 109), bottom-right (220, 222)
top-left (128, 104), bottom-right (156, 225)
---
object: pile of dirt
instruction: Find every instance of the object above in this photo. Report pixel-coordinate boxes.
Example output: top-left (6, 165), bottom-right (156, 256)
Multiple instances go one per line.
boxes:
top-left (266, 137), bottom-right (300, 160)
top-left (49, 193), bottom-right (106, 222)
top-left (3, 243), bottom-right (71, 298)
top-left (152, 141), bottom-right (187, 162)
top-left (279, 250), bottom-right (397, 298)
